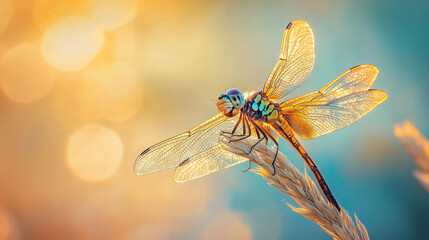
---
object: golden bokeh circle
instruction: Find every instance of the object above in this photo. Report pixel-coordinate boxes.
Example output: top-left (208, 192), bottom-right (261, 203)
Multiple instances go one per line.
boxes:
top-left (87, 0), bottom-right (138, 30)
top-left (67, 125), bottom-right (123, 182)
top-left (41, 15), bottom-right (105, 72)
top-left (0, 43), bottom-right (54, 103)
top-left (82, 62), bottom-right (142, 122)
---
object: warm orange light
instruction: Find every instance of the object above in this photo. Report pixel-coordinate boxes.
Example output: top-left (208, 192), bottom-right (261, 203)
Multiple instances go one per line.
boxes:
top-left (0, 44), bottom-right (54, 103)
top-left (67, 125), bottom-right (123, 182)
top-left (112, 25), bottom-right (136, 60)
top-left (138, 25), bottom-right (209, 77)
top-left (0, 0), bottom-right (13, 34)
top-left (243, 91), bottom-right (256, 99)
top-left (81, 62), bottom-right (142, 122)
top-left (33, 0), bottom-right (86, 29)
top-left (0, 208), bottom-right (10, 240)
top-left (41, 15), bottom-right (105, 72)
top-left (203, 211), bottom-right (252, 240)
top-left (87, 0), bottom-right (139, 30)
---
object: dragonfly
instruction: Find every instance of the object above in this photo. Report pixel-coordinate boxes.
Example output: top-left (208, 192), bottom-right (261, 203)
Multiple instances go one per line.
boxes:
top-left (134, 20), bottom-right (388, 211)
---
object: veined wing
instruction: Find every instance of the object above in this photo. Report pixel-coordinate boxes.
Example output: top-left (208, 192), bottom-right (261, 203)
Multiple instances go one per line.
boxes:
top-left (279, 65), bottom-right (388, 139)
top-left (134, 113), bottom-right (241, 175)
top-left (175, 117), bottom-right (264, 182)
top-left (263, 20), bottom-right (315, 101)
top-left (174, 144), bottom-right (249, 182)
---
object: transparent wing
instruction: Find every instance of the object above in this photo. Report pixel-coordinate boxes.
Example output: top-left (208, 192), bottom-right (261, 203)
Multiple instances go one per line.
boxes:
top-left (279, 65), bottom-right (388, 139)
top-left (134, 113), bottom-right (241, 175)
top-left (263, 20), bottom-right (315, 101)
top-left (174, 144), bottom-right (249, 182)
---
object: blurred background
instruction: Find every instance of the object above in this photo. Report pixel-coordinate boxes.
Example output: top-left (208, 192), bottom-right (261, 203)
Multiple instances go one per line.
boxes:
top-left (0, 0), bottom-right (428, 239)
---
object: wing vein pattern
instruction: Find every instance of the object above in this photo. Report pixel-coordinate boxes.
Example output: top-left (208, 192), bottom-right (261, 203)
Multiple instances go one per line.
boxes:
top-left (134, 113), bottom-right (242, 175)
top-left (174, 144), bottom-right (249, 182)
top-left (280, 64), bottom-right (388, 139)
top-left (263, 20), bottom-right (315, 101)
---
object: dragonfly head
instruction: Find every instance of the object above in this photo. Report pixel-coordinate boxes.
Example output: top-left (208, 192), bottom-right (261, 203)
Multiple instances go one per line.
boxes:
top-left (217, 88), bottom-right (245, 117)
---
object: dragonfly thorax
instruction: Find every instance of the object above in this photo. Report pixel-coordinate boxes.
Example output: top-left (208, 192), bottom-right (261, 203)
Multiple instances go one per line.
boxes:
top-left (217, 88), bottom-right (245, 117)
top-left (247, 92), bottom-right (279, 122)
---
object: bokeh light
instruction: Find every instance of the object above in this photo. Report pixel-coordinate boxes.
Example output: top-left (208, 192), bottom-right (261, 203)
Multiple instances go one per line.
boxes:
top-left (0, 43), bottom-right (54, 103)
top-left (0, 0), bottom-right (14, 35)
top-left (1, 0), bottom-right (429, 239)
top-left (81, 62), bottom-right (142, 122)
top-left (87, 0), bottom-right (139, 30)
top-left (202, 211), bottom-right (252, 240)
top-left (33, 0), bottom-right (86, 29)
top-left (67, 125), bottom-right (123, 182)
top-left (112, 24), bottom-right (136, 60)
top-left (41, 15), bottom-right (105, 72)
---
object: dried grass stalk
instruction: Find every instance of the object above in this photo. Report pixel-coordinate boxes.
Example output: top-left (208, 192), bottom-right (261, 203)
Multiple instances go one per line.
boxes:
top-left (394, 121), bottom-right (429, 192)
top-left (222, 139), bottom-right (369, 240)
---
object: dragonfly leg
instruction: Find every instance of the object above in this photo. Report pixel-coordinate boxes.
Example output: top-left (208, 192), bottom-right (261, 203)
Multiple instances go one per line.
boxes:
top-left (254, 120), bottom-right (261, 140)
top-left (239, 113), bottom-right (247, 136)
top-left (228, 117), bottom-right (252, 142)
top-left (221, 112), bottom-right (243, 139)
top-left (247, 132), bottom-right (266, 153)
top-left (249, 118), bottom-right (279, 175)
top-left (248, 118), bottom-right (268, 154)
top-left (265, 131), bottom-right (279, 175)
top-left (229, 111), bottom-right (243, 136)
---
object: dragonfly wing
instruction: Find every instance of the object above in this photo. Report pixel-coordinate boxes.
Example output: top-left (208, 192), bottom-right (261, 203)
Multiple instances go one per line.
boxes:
top-left (134, 113), bottom-right (241, 175)
top-left (263, 20), bottom-right (315, 101)
top-left (174, 144), bottom-right (249, 182)
top-left (279, 65), bottom-right (388, 139)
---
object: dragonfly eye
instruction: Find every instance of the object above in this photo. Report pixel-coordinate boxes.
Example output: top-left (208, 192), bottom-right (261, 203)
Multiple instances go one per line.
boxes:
top-left (226, 88), bottom-right (245, 110)
top-left (216, 89), bottom-right (244, 117)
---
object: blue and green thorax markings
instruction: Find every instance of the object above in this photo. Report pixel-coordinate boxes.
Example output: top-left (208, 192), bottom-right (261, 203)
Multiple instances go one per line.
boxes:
top-left (248, 92), bottom-right (279, 122)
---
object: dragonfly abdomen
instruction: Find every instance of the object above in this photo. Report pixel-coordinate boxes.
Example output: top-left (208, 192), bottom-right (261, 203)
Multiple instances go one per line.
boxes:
top-left (270, 116), bottom-right (341, 210)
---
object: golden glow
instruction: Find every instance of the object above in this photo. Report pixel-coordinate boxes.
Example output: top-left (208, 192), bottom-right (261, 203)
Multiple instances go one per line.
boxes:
top-left (0, 0), bottom-right (13, 34)
top-left (243, 91), bottom-right (256, 100)
top-left (0, 208), bottom-right (10, 240)
top-left (203, 211), bottom-right (252, 240)
top-left (0, 3), bottom-right (396, 237)
top-left (41, 15), bottom-right (105, 72)
top-left (81, 62), bottom-right (142, 121)
top-left (33, 0), bottom-right (86, 29)
top-left (112, 24), bottom-right (136, 60)
top-left (87, 0), bottom-right (138, 30)
top-left (67, 125), bottom-right (123, 182)
top-left (138, 24), bottom-right (209, 77)
top-left (0, 43), bottom-right (54, 103)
